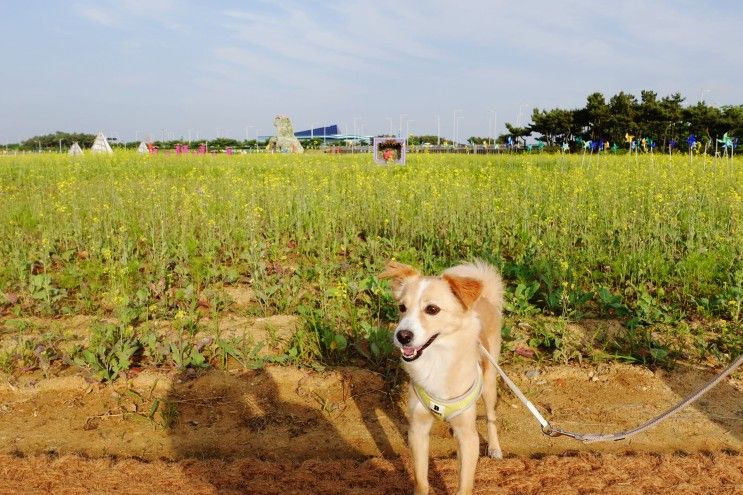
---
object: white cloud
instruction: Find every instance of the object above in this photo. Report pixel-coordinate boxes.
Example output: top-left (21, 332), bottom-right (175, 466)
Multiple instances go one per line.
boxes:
top-left (75, 0), bottom-right (181, 30)
top-left (77, 5), bottom-right (117, 27)
top-left (211, 45), bottom-right (348, 91)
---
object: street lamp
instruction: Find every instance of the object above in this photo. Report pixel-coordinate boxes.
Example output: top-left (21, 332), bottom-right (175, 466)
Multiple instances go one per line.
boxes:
top-left (453, 110), bottom-right (462, 147)
top-left (399, 114), bottom-right (408, 138)
top-left (353, 118), bottom-right (364, 153)
top-left (517, 103), bottom-right (530, 128)
top-left (405, 119), bottom-right (415, 141)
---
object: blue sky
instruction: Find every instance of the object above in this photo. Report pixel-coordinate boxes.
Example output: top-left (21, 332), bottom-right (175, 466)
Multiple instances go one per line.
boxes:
top-left (1, 0), bottom-right (741, 143)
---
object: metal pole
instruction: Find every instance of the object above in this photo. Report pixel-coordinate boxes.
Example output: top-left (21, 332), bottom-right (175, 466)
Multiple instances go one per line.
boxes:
top-left (453, 109), bottom-right (462, 147)
top-left (451, 110), bottom-right (457, 149)
top-left (517, 103), bottom-right (529, 128)
top-left (455, 115), bottom-right (463, 148)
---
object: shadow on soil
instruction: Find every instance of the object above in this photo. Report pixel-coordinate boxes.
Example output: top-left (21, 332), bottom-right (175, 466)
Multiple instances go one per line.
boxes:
top-left (162, 359), bottom-right (742, 493)
top-left (165, 367), bottom-right (451, 494)
top-left (660, 360), bottom-right (743, 444)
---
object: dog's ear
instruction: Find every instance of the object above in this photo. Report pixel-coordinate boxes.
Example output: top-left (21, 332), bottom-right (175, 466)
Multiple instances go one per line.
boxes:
top-left (379, 261), bottom-right (420, 299)
top-left (443, 274), bottom-right (482, 311)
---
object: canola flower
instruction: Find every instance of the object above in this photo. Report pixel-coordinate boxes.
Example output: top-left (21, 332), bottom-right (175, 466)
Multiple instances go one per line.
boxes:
top-left (0, 151), bottom-right (739, 323)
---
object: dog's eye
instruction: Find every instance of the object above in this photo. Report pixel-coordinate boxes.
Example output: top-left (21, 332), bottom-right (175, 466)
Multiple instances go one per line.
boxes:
top-left (398, 304), bottom-right (406, 313)
top-left (424, 304), bottom-right (440, 315)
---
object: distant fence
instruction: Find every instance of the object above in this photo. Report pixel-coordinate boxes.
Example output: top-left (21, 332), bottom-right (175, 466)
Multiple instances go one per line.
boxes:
top-left (318, 145), bottom-right (517, 154)
top-left (1, 145), bottom-right (528, 156)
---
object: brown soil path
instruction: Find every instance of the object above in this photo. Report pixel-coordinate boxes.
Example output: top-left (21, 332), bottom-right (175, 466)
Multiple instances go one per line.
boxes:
top-left (2, 452), bottom-right (742, 494)
top-left (1, 360), bottom-right (741, 494)
top-left (1, 363), bottom-right (740, 460)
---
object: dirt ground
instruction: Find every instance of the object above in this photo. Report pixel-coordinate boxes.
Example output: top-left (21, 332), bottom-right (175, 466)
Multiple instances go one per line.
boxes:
top-left (1, 314), bottom-right (742, 494)
top-left (1, 355), bottom-right (741, 494)
top-left (2, 451), bottom-right (742, 495)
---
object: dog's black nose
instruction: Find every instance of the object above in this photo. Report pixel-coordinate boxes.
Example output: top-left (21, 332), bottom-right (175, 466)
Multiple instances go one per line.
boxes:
top-left (396, 329), bottom-right (414, 345)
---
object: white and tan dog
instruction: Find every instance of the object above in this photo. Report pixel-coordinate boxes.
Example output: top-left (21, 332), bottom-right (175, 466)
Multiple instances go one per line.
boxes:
top-left (380, 260), bottom-right (504, 495)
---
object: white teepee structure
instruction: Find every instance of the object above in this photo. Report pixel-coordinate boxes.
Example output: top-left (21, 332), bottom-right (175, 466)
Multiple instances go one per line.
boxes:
top-left (137, 141), bottom-right (149, 154)
top-left (68, 142), bottom-right (83, 156)
top-left (90, 132), bottom-right (113, 154)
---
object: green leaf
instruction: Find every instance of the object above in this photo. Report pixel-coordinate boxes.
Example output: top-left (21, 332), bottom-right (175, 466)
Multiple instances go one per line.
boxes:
top-left (148, 399), bottom-right (160, 419)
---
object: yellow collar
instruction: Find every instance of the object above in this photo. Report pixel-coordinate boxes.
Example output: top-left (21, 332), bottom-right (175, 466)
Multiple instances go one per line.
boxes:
top-left (412, 367), bottom-right (483, 421)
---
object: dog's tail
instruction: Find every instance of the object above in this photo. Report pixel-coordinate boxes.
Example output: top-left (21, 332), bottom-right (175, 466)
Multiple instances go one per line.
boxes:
top-left (443, 260), bottom-right (504, 314)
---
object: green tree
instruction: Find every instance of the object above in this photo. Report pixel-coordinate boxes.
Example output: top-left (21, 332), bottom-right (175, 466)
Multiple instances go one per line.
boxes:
top-left (606, 91), bottom-right (639, 144)
top-left (466, 136), bottom-right (491, 145)
top-left (683, 102), bottom-right (722, 144)
top-left (21, 131), bottom-right (96, 151)
top-left (581, 92), bottom-right (610, 139)
top-left (409, 135), bottom-right (446, 145)
top-left (718, 105), bottom-right (743, 137)
top-left (657, 93), bottom-right (685, 150)
top-left (530, 108), bottom-right (576, 145)
top-left (504, 123), bottom-right (531, 146)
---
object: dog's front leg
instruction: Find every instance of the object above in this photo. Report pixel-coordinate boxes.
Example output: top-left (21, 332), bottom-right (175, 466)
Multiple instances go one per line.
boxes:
top-left (449, 407), bottom-right (479, 495)
top-left (408, 387), bottom-right (434, 495)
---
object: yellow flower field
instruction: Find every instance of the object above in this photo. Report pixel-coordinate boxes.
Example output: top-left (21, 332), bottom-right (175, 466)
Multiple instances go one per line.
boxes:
top-left (0, 151), bottom-right (740, 367)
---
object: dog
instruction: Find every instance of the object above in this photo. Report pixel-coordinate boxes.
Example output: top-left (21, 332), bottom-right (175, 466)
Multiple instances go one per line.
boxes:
top-left (380, 260), bottom-right (504, 495)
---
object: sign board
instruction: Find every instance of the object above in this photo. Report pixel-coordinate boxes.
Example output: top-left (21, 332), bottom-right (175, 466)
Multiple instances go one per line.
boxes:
top-left (373, 137), bottom-right (406, 164)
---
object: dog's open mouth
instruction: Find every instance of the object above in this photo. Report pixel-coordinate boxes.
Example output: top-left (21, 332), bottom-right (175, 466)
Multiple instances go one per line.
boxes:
top-left (401, 333), bottom-right (439, 362)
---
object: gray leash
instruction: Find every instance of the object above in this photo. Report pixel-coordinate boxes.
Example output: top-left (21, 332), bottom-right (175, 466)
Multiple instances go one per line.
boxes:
top-left (479, 344), bottom-right (743, 443)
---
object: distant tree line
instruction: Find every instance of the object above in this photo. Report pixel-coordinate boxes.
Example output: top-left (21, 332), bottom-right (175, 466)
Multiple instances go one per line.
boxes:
top-left (10, 134), bottom-right (270, 152)
top-left (147, 138), bottom-right (264, 151)
top-left (406, 135), bottom-right (443, 145)
top-left (499, 90), bottom-right (742, 151)
top-left (19, 131), bottom-right (97, 151)
top-left (7, 91), bottom-right (741, 153)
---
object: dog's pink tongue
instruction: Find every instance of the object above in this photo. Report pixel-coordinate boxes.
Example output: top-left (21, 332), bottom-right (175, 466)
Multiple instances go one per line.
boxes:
top-left (402, 346), bottom-right (417, 358)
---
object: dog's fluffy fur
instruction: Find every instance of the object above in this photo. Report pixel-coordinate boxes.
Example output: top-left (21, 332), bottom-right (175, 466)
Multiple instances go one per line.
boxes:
top-left (380, 260), bottom-right (504, 495)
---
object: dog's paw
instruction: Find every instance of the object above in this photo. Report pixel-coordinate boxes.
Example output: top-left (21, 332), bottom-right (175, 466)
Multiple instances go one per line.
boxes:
top-left (487, 447), bottom-right (503, 459)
